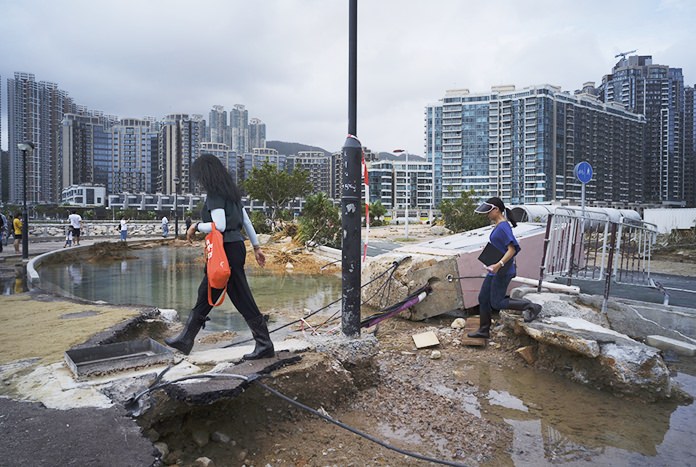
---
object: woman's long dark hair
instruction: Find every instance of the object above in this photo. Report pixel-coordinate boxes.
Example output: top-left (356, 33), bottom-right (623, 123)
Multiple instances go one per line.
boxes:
top-left (190, 153), bottom-right (241, 202)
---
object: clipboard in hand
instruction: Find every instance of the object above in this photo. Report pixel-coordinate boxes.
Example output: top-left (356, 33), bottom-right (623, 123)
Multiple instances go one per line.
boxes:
top-left (478, 242), bottom-right (512, 274)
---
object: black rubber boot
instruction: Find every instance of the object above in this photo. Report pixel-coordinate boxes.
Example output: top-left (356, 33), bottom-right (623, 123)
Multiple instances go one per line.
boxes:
top-left (243, 314), bottom-right (275, 360)
top-left (506, 298), bottom-right (542, 323)
top-left (467, 310), bottom-right (492, 339)
top-left (164, 310), bottom-right (210, 355)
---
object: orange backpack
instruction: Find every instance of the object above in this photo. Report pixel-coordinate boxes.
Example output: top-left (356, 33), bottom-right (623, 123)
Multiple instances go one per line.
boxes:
top-left (205, 222), bottom-right (231, 306)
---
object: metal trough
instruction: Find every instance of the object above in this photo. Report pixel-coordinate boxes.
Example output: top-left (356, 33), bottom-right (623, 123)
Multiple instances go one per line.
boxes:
top-left (65, 338), bottom-right (175, 379)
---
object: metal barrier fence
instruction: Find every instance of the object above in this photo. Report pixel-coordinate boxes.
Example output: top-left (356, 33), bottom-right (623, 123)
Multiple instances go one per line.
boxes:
top-left (538, 207), bottom-right (658, 309)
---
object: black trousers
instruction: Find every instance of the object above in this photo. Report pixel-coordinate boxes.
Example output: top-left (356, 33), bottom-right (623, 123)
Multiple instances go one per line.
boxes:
top-left (192, 240), bottom-right (263, 322)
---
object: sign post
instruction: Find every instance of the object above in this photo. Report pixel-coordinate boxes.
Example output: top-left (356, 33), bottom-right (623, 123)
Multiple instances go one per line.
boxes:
top-left (574, 161), bottom-right (593, 218)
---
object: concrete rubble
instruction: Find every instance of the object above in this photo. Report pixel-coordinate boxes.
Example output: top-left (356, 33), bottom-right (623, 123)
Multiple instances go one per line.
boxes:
top-left (498, 290), bottom-right (693, 402)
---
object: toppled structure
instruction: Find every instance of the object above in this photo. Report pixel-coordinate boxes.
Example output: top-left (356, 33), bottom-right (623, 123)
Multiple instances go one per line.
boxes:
top-left (361, 223), bottom-right (547, 319)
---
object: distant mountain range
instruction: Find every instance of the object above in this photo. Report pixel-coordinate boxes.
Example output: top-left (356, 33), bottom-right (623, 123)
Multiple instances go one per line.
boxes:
top-left (376, 152), bottom-right (426, 161)
top-left (266, 141), bottom-right (331, 156)
top-left (265, 141), bottom-right (425, 161)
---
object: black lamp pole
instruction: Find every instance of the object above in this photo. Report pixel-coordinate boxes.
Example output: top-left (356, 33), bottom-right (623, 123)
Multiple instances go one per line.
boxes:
top-left (341, 0), bottom-right (361, 337)
top-left (18, 142), bottom-right (34, 260)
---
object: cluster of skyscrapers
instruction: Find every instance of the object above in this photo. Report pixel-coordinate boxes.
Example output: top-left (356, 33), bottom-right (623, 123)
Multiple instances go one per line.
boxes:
top-left (0, 72), bottom-right (269, 206)
top-left (1, 54), bottom-right (694, 214)
top-left (425, 55), bottom-right (696, 209)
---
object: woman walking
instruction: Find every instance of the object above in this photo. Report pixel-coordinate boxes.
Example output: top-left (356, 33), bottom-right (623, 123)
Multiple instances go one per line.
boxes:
top-left (165, 154), bottom-right (273, 359)
top-left (467, 197), bottom-right (542, 339)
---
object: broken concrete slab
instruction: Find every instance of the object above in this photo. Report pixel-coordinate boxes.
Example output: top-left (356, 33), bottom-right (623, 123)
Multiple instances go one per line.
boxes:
top-left (498, 292), bottom-right (691, 402)
top-left (161, 352), bottom-right (302, 405)
top-left (646, 335), bottom-right (696, 356)
top-left (584, 295), bottom-right (696, 344)
top-left (185, 338), bottom-right (314, 366)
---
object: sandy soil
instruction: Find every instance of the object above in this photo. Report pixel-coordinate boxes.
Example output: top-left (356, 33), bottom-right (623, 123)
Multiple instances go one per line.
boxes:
top-left (0, 294), bottom-right (146, 365)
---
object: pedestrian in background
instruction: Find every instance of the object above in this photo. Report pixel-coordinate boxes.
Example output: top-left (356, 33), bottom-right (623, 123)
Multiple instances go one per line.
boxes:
top-left (0, 212), bottom-right (6, 253)
top-left (64, 226), bottom-right (73, 248)
top-left (119, 217), bottom-right (129, 242)
top-left (13, 212), bottom-right (22, 254)
top-left (161, 216), bottom-right (169, 238)
top-left (68, 210), bottom-right (82, 246)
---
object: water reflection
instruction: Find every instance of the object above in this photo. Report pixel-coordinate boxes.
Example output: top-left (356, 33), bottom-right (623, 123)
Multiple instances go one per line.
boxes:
top-left (36, 246), bottom-right (342, 332)
top-left (456, 359), bottom-right (696, 465)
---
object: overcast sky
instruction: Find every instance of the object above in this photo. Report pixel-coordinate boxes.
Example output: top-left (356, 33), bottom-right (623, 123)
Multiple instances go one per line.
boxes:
top-left (2, 0), bottom-right (695, 156)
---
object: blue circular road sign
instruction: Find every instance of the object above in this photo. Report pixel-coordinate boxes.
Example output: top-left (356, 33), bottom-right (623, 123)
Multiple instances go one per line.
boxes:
top-left (574, 161), bottom-right (593, 184)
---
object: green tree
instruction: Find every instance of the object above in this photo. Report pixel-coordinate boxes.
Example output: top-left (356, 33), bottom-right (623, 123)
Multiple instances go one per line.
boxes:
top-left (249, 210), bottom-right (271, 235)
top-left (243, 163), bottom-right (312, 230)
top-left (369, 200), bottom-right (387, 226)
top-left (439, 189), bottom-right (490, 233)
top-left (296, 192), bottom-right (341, 248)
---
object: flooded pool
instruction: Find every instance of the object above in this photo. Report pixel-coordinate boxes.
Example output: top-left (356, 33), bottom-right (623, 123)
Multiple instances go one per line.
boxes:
top-left (35, 246), bottom-right (342, 332)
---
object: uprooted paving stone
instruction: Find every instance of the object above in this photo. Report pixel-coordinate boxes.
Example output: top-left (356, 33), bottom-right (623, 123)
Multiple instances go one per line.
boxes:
top-left (497, 291), bottom-right (693, 402)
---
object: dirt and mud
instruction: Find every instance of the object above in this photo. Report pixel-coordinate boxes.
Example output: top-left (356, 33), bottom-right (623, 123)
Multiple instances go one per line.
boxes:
top-left (1, 227), bottom-right (695, 466)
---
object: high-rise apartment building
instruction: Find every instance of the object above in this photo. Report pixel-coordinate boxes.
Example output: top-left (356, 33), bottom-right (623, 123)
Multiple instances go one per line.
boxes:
top-left (366, 159), bottom-right (434, 213)
top-left (208, 105), bottom-right (228, 145)
top-left (597, 56), bottom-right (687, 206)
top-left (249, 117), bottom-right (266, 150)
top-left (287, 151), bottom-right (331, 195)
top-left (61, 113), bottom-right (112, 190)
top-left (158, 114), bottom-right (204, 195)
top-left (425, 103), bottom-right (443, 207)
top-left (686, 86), bottom-right (696, 207)
top-left (8, 72), bottom-right (76, 204)
top-left (0, 74), bottom-right (4, 202)
top-left (241, 148), bottom-right (286, 182)
top-left (230, 104), bottom-right (249, 154)
top-left (111, 118), bottom-right (159, 194)
top-left (426, 85), bottom-right (645, 207)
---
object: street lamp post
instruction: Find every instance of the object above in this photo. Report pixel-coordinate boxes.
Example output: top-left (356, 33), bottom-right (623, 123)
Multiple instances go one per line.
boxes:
top-left (17, 142), bottom-right (34, 259)
top-left (393, 149), bottom-right (409, 239)
top-left (173, 176), bottom-right (180, 239)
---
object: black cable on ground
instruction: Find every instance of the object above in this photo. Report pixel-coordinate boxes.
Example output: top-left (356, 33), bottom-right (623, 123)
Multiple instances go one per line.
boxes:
top-left (224, 258), bottom-right (405, 348)
top-left (128, 372), bottom-right (467, 467)
top-left (360, 283), bottom-right (432, 328)
top-left (255, 380), bottom-right (467, 467)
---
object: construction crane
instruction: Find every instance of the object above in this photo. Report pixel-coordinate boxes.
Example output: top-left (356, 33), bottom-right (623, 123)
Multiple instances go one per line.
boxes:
top-left (615, 49), bottom-right (637, 60)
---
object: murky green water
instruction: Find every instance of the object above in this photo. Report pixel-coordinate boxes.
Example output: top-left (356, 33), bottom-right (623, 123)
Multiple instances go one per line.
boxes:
top-left (36, 246), bottom-right (342, 332)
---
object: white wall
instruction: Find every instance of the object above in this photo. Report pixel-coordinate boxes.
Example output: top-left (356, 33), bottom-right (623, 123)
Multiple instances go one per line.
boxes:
top-left (643, 208), bottom-right (696, 234)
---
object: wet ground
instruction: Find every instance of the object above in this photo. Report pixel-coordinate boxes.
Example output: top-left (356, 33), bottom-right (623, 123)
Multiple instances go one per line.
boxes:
top-left (1, 232), bottom-right (696, 466)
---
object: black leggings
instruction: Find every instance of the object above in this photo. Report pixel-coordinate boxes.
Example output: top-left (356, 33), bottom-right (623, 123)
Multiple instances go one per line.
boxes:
top-left (192, 240), bottom-right (263, 322)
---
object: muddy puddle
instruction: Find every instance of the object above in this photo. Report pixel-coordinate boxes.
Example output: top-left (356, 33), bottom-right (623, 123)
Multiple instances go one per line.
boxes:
top-left (466, 359), bottom-right (696, 465)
